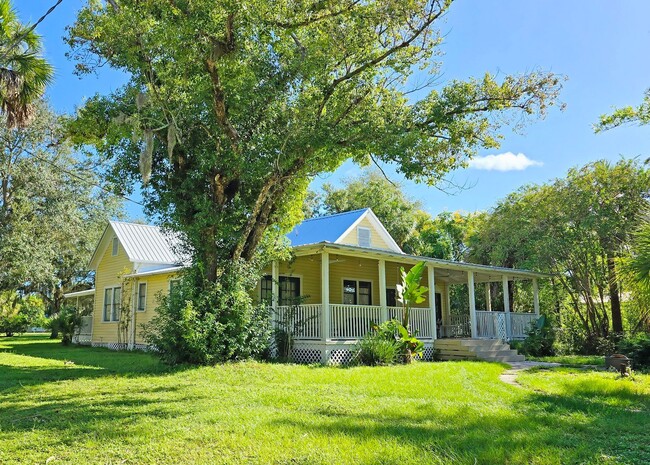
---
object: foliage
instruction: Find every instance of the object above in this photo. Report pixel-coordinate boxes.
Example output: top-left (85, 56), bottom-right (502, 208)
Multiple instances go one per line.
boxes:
top-left (272, 296), bottom-right (311, 361)
top-left (470, 159), bottom-right (650, 340)
top-left (3, 335), bottom-right (650, 465)
top-left (354, 330), bottom-right (400, 366)
top-left (596, 89), bottom-right (650, 131)
top-left (617, 333), bottom-right (650, 370)
top-left (519, 314), bottom-right (555, 357)
top-left (316, 170), bottom-right (422, 247)
top-left (0, 292), bottom-right (45, 336)
top-left (0, 101), bottom-right (122, 318)
top-left (396, 261), bottom-right (428, 330)
top-left (49, 304), bottom-right (91, 345)
top-left (0, 0), bottom-right (53, 128)
top-left (358, 319), bottom-right (425, 365)
top-left (142, 264), bottom-right (272, 365)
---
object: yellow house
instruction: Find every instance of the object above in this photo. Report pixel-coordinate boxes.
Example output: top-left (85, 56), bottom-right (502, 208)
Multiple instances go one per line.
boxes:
top-left (66, 209), bottom-right (546, 363)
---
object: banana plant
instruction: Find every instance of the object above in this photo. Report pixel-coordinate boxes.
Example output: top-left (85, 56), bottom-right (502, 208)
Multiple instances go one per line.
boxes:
top-left (396, 261), bottom-right (429, 332)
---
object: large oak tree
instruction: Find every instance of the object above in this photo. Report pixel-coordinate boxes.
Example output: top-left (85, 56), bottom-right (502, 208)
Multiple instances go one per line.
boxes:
top-left (67, 0), bottom-right (563, 283)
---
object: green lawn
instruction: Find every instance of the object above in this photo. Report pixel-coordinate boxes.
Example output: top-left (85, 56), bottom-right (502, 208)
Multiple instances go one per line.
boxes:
top-left (527, 355), bottom-right (606, 367)
top-left (1, 336), bottom-right (648, 465)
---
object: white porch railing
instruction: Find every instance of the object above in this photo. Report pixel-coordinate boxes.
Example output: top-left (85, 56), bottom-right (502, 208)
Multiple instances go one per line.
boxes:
top-left (330, 304), bottom-right (382, 339)
top-left (273, 304), bottom-right (321, 340)
top-left (440, 314), bottom-right (471, 338)
top-left (475, 311), bottom-right (537, 340)
top-left (72, 315), bottom-right (93, 345)
top-left (387, 306), bottom-right (432, 338)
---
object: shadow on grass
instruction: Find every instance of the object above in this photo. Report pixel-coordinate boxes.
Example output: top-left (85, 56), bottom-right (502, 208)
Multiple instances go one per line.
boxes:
top-left (0, 335), bottom-right (180, 391)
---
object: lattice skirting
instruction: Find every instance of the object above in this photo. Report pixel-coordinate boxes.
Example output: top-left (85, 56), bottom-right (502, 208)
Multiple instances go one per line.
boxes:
top-left (91, 341), bottom-right (151, 351)
top-left (291, 341), bottom-right (436, 365)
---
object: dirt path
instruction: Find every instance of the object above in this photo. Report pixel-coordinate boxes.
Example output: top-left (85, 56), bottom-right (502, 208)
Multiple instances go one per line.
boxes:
top-left (499, 361), bottom-right (560, 387)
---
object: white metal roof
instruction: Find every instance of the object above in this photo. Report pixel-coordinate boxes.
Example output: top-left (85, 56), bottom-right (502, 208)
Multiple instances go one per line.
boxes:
top-left (110, 221), bottom-right (185, 265)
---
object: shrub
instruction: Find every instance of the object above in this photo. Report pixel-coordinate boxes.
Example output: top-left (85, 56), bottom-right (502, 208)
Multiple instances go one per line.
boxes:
top-left (356, 331), bottom-right (400, 366)
top-left (520, 314), bottom-right (555, 356)
top-left (617, 333), bottom-right (650, 370)
top-left (354, 319), bottom-right (424, 366)
top-left (50, 305), bottom-right (86, 345)
top-left (142, 263), bottom-right (272, 365)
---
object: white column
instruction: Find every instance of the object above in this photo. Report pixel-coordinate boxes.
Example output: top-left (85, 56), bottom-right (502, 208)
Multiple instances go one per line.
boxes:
top-left (468, 271), bottom-right (477, 338)
top-left (502, 275), bottom-right (511, 339)
top-left (533, 278), bottom-right (540, 316)
top-left (321, 251), bottom-right (330, 342)
top-left (427, 264), bottom-right (437, 340)
top-left (485, 283), bottom-right (492, 311)
top-left (129, 280), bottom-right (137, 350)
top-left (271, 260), bottom-right (279, 311)
top-left (378, 259), bottom-right (388, 323)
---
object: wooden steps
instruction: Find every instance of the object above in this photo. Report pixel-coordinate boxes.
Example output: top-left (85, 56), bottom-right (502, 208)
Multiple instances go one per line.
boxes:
top-left (434, 339), bottom-right (525, 363)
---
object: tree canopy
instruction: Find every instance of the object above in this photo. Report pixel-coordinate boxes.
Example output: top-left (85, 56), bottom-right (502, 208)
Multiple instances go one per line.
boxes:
top-left (0, 101), bottom-right (122, 314)
top-left (67, 0), bottom-right (563, 283)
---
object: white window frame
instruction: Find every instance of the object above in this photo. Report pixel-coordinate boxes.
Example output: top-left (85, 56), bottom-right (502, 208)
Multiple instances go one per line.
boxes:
top-left (341, 278), bottom-right (374, 306)
top-left (102, 286), bottom-right (122, 322)
top-left (260, 274), bottom-right (303, 305)
top-left (111, 237), bottom-right (119, 256)
top-left (137, 282), bottom-right (147, 312)
top-left (357, 226), bottom-right (371, 248)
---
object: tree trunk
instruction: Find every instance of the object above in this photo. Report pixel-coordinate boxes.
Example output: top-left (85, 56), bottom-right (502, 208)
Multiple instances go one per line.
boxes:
top-left (607, 255), bottom-right (623, 333)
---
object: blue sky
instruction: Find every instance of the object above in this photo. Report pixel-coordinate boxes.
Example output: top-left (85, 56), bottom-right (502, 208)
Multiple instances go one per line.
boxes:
top-left (18, 0), bottom-right (650, 219)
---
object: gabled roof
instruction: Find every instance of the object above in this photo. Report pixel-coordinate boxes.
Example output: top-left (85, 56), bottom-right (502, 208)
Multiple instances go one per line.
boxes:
top-left (89, 221), bottom-right (185, 270)
top-left (286, 209), bottom-right (367, 247)
top-left (286, 208), bottom-right (403, 253)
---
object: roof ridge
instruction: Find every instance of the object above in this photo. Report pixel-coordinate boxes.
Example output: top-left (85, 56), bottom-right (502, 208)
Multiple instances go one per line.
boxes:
top-left (299, 208), bottom-right (368, 223)
top-left (110, 220), bottom-right (160, 229)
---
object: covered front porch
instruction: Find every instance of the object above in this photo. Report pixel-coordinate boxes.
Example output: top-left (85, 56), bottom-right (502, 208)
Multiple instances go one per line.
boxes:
top-left (266, 244), bottom-right (544, 363)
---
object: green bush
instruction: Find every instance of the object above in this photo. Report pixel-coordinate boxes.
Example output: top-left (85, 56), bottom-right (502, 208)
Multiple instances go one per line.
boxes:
top-left (142, 263), bottom-right (272, 365)
top-left (50, 305), bottom-right (86, 345)
top-left (355, 331), bottom-right (400, 366)
top-left (520, 314), bottom-right (555, 356)
top-left (354, 319), bottom-right (424, 366)
top-left (617, 333), bottom-right (650, 370)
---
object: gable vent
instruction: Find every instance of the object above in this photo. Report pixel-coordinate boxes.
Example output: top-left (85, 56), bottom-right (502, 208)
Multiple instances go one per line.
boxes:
top-left (358, 227), bottom-right (371, 248)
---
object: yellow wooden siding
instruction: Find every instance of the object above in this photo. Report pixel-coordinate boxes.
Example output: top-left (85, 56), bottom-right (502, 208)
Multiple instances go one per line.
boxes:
top-left (91, 237), bottom-right (133, 344)
top-left (132, 272), bottom-right (177, 344)
top-left (328, 254), bottom-right (380, 304)
top-left (337, 217), bottom-right (391, 250)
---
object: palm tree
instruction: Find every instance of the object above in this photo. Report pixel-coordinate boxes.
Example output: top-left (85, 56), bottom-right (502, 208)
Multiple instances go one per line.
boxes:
top-left (0, 0), bottom-right (53, 128)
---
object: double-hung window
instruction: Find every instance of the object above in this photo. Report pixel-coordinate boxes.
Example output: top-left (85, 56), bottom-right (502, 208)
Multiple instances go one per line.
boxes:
top-left (343, 280), bottom-right (372, 305)
top-left (260, 276), bottom-right (301, 305)
top-left (103, 287), bottom-right (121, 322)
top-left (137, 283), bottom-right (147, 312)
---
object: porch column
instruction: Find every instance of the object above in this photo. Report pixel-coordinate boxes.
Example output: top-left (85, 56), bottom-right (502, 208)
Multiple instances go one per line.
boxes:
top-left (485, 283), bottom-right (492, 311)
top-left (533, 278), bottom-right (540, 316)
top-left (502, 275), bottom-right (511, 339)
top-left (271, 260), bottom-right (279, 311)
top-left (468, 271), bottom-right (477, 338)
top-left (427, 264), bottom-right (437, 340)
top-left (321, 251), bottom-right (330, 342)
top-left (378, 259), bottom-right (388, 323)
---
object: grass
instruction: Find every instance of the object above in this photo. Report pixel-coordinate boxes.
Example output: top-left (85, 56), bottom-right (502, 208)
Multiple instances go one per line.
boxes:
top-left (527, 354), bottom-right (606, 367)
top-left (0, 336), bottom-right (648, 465)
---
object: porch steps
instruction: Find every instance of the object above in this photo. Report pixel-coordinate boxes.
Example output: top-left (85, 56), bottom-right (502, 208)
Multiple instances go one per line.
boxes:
top-left (434, 339), bottom-right (525, 363)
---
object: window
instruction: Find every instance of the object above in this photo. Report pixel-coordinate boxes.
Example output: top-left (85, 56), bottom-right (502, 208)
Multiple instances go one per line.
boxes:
top-left (169, 279), bottom-right (180, 295)
top-left (260, 276), bottom-right (301, 305)
top-left (357, 227), bottom-right (371, 248)
top-left (137, 283), bottom-right (147, 312)
top-left (343, 280), bottom-right (357, 304)
top-left (386, 288), bottom-right (397, 307)
top-left (103, 287), bottom-right (121, 322)
top-left (112, 237), bottom-right (119, 256)
top-left (343, 280), bottom-right (372, 305)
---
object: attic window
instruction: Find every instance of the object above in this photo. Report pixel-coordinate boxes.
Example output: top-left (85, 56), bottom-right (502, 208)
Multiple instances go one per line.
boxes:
top-left (358, 227), bottom-right (371, 248)
top-left (112, 237), bottom-right (119, 256)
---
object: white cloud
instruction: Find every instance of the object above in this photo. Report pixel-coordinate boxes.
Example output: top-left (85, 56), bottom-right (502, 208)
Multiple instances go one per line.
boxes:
top-left (468, 152), bottom-right (543, 172)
